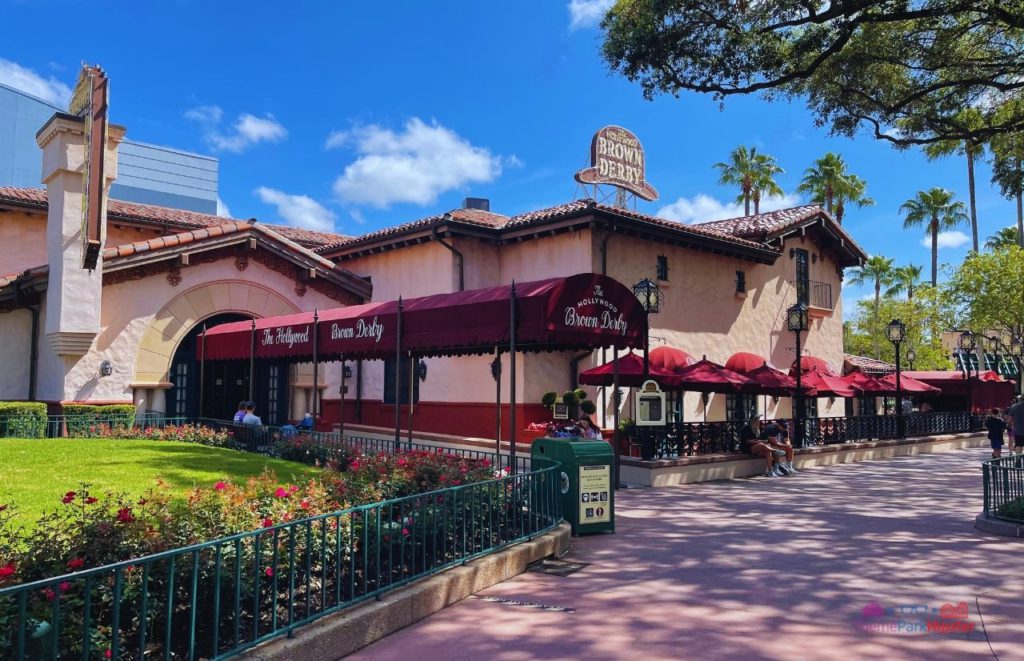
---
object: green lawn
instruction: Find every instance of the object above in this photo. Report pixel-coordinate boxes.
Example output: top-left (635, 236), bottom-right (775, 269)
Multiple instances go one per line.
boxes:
top-left (0, 439), bottom-right (323, 526)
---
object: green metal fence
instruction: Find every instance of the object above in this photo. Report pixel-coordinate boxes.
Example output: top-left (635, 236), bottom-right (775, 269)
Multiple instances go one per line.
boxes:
top-left (0, 412), bottom-right (172, 439)
top-left (981, 456), bottom-right (1024, 523)
top-left (0, 455), bottom-right (562, 660)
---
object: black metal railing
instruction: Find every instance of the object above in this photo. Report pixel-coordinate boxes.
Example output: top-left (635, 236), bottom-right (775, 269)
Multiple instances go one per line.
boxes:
top-left (982, 456), bottom-right (1024, 524)
top-left (632, 411), bottom-right (983, 460)
top-left (791, 279), bottom-right (833, 310)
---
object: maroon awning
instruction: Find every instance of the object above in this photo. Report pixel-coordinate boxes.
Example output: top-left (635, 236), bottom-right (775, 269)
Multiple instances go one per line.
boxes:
top-left (842, 369), bottom-right (897, 395)
top-left (724, 351), bottom-right (768, 374)
top-left (800, 368), bottom-right (857, 398)
top-left (199, 273), bottom-right (646, 361)
top-left (791, 355), bottom-right (840, 376)
top-left (669, 358), bottom-right (755, 394)
top-left (745, 363), bottom-right (817, 396)
top-left (649, 346), bottom-right (697, 371)
top-left (578, 352), bottom-right (679, 388)
top-left (879, 373), bottom-right (941, 394)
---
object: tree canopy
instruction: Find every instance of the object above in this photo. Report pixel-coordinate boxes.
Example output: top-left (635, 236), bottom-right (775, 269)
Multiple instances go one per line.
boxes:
top-left (946, 246), bottom-right (1024, 345)
top-left (601, 1), bottom-right (1024, 147)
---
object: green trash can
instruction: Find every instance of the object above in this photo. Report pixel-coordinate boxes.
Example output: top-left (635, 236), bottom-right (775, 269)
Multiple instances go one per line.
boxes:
top-left (531, 437), bottom-right (615, 535)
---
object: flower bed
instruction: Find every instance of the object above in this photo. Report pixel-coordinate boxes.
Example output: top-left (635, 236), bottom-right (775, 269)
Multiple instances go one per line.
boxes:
top-left (66, 422), bottom-right (234, 446)
top-left (0, 449), bottom-right (533, 660)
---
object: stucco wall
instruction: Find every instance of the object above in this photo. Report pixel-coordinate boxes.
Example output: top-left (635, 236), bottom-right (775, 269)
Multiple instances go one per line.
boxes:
top-left (343, 242), bottom-right (454, 301)
top-left (0, 309), bottom-right (33, 399)
top-left (0, 210), bottom-right (46, 274)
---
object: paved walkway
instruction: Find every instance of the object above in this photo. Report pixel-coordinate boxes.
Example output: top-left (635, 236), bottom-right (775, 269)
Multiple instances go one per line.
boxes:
top-left (350, 447), bottom-right (1024, 660)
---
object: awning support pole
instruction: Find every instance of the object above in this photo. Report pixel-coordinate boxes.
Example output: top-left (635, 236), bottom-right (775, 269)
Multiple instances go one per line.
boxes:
top-left (407, 352), bottom-right (414, 451)
top-left (394, 297), bottom-right (403, 452)
top-left (612, 349), bottom-right (621, 490)
top-left (509, 281), bottom-right (518, 473)
top-left (199, 323), bottom-right (207, 419)
top-left (494, 347), bottom-right (502, 457)
top-left (248, 319), bottom-right (256, 401)
top-left (312, 309), bottom-right (320, 425)
top-left (339, 355), bottom-right (346, 439)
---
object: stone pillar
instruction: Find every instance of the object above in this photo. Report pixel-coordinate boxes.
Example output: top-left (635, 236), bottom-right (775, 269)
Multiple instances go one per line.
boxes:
top-left (36, 114), bottom-right (123, 399)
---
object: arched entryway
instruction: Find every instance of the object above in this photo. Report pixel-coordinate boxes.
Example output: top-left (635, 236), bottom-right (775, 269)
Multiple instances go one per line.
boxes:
top-left (168, 314), bottom-right (291, 424)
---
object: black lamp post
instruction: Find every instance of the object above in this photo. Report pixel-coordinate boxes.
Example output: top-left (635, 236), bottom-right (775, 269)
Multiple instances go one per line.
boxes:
top-left (959, 330), bottom-right (977, 415)
top-left (887, 319), bottom-right (907, 438)
top-left (633, 278), bottom-right (662, 380)
top-left (1011, 336), bottom-right (1024, 396)
top-left (985, 335), bottom-right (1003, 377)
top-left (787, 302), bottom-right (809, 447)
top-left (906, 348), bottom-right (916, 370)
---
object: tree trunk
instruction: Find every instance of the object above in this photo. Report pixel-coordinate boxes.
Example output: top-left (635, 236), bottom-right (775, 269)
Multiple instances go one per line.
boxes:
top-left (826, 186), bottom-right (833, 214)
top-left (873, 280), bottom-right (881, 359)
top-left (908, 282), bottom-right (913, 301)
top-left (753, 189), bottom-right (761, 214)
top-left (967, 148), bottom-right (979, 252)
top-left (743, 183), bottom-right (751, 216)
top-left (1017, 187), bottom-right (1023, 249)
top-left (835, 198), bottom-right (845, 224)
top-left (931, 222), bottom-right (939, 287)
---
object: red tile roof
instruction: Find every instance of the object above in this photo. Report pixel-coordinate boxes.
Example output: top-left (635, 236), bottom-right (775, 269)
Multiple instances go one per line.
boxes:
top-left (695, 205), bottom-right (825, 238)
top-left (843, 354), bottom-right (896, 375)
top-left (316, 207), bottom-right (511, 252)
top-left (102, 221), bottom-right (252, 259)
top-left (0, 187), bottom-right (348, 249)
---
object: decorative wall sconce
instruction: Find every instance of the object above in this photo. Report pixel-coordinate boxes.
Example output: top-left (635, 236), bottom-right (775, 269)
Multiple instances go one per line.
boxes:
top-left (418, 360), bottom-right (428, 382)
top-left (100, 360), bottom-right (113, 377)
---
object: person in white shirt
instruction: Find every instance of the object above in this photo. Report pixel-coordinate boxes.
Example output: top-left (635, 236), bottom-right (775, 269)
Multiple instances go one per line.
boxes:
top-left (241, 401), bottom-right (262, 426)
top-left (578, 415), bottom-right (603, 440)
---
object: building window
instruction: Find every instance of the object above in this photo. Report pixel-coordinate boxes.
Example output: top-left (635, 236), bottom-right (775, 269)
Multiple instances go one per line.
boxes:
top-left (795, 249), bottom-right (809, 305)
top-left (383, 357), bottom-right (420, 405)
top-left (656, 255), bottom-right (669, 281)
top-left (735, 270), bottom-right (746, 294)
top-left (857, 396), bottom-right (876, 416)
top-left (267, 364), bottom-right (280, 424)
top-left (172, 362), bottom-right (188, 417)
top-left (726, 393), bottom-right (757, 422)
top-left (806, 397), bottom-right (820, 419)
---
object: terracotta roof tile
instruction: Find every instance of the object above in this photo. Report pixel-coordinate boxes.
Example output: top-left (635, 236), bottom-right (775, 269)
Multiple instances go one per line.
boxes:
top-left (102, 221), bottom-right (251, 260)
top-left (0, 187), bottom-right (349, 248)
top-left (695, 205), bottom-right (825, 238)
top-left (317, 207), bottom-right (511, 252)
top-left (843, 354), bottom-right (896, 375)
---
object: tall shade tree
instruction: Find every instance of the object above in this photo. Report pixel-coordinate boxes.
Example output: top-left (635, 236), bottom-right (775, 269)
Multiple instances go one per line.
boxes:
top-left (715, 146), bottom-right (772, 216)
top-left (847, 255), bottom-right (895, 358)
top-left (923, 110), bottom-right (985, 252)
top-left (946, 246), bottom-right (1024, 354)
top-left (986, 226), bottom-right (1022, 250)
top-left (796, 153), bottom-right (873, 223)
top-left (990, 113), bottom-right (1024, 248)
top-left (900, 188), bottom-right (970, 287)
top-left (600, 2), bottom-right (1024, 149)
top-left (886, 264), bottom-right (924, 301)
top-left (749, 151), bottom-right (784, 214)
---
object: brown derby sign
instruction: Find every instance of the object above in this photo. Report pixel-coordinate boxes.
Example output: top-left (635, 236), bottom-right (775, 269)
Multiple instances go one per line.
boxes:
top-left (574, 126), bottom-right (658, 201)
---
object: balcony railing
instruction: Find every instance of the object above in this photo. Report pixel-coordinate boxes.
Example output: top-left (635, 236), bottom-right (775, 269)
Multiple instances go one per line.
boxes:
top-left (792, 279), bottom-right (833, 310)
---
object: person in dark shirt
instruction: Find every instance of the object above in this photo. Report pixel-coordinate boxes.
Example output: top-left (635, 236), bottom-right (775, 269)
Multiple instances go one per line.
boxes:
top-left (740, 414), bottom-right (791, 477)
top-left (986, 406), bottom-right (1008, 458)
top-left (762, 420), bottom-right (797, 475)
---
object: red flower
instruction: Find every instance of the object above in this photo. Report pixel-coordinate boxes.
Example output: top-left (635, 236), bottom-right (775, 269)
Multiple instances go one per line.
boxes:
top-left (67, 557), bottom-right (85, 570)
top-left (42, 588), bottom-right (56, 602)
top-left (137, 498), bottom-right (148, 506)
top-left (300, 500), bottom-right (311, 510)
top-left (58, 581), bottom-right (71, 593)
top-left (289, 485), bottom-right (299, 493)
top-left (402, 528), bottom-right (410, 536)
top-left (105, 650), bottom-right (112, 659)
top-left (116, 508), bottom-right (134, 523)
top-left (264, 567), bottom-right (274, 577)
top-left (214, 481), bottom-right (227, 491)
top-left (262, 518), bottom-right (274, 528)
top-left (85, 497), bottom-right (98, 505)
top-left (274, 487), bottom-right (289, 499)
top-left (62, 491), bottom-right (76, 504)
top-left (0, 562), bottom-right (15, 579)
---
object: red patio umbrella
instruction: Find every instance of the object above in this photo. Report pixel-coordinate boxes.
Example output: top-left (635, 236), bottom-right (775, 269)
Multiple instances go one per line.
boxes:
top-left (791, 355), bottom-right (840, 376)
top-left (578, 352), bottom-right (679, 388)
top-left (745, 363), bottom-right (817, 397)
top-left (800, 368), bottom-right (857, 398)
top-left (649, 346), bottom-right (697, 372)
top-left (725, 351), bottom-right (769, 374)
top-left (843, 369), bottom-right (897, 395)
top-left (879, 372), bottom-right (940, 394)
top-left (670, 358), bottom-right (755, 393)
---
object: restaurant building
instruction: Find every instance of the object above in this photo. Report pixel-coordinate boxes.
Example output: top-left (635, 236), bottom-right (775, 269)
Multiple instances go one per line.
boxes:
top-left (0, 103), bottom-right (868, 439)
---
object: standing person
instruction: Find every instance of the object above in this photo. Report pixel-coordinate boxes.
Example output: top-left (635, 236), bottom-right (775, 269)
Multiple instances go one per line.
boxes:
top-left (233, 401), bottom-right (247, 424)
top-left (1009, 397), bottom-right (1024, 458)
top-left (241, 401), bottom-right (262, 426)
top-left (740, 414), bottom-right (782, 477)
top-left (985, 407), bottom-right (1007, 459)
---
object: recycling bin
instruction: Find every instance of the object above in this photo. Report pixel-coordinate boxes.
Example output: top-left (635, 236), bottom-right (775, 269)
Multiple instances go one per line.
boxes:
top-left (531, 437), bottom-right (615, 535)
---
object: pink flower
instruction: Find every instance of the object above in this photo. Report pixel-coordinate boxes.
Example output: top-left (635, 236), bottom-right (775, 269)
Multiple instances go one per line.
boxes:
top-left (105, 650), bottom-right (112, 659)
top-left (62, 491), bottom-right (76, 504)
top-left (289, 485), bottom-right (299, 493)
top-left (397, 458), bottom-right (406, 467)
top-left (67, 557), bottom-right (85, 570)
top-left (0, 562), bottom-right (15, 579)
top-left (402, 528), bottom-right (410, 536)
top-left (264, 567), bottom-right (274, 577)
top-left (262, 518), bottom-right (274, 528)
top-left (58, 581), bottom-right (71, 593)
top-left (274, 487), bottom-right (289, 499)
top-left (214, 481), bottom-right (227, 491)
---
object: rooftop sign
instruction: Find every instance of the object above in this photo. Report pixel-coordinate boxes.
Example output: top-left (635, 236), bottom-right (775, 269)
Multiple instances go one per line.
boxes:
top-left (574, 126), bottom-right (658, 201)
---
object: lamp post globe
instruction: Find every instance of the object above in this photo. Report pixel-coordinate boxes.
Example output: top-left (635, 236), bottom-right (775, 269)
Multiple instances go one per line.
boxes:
top-left (633, 278), bottom-right (662, 379)
top-left (906, 348), bottom-right (916, 370)
top-left (958, 330), bottom-right (976, 353)
top-left (886, 318), bottom-right (906, 344)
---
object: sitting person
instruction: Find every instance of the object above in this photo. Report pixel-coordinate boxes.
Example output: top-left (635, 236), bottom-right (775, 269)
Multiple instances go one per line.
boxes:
top-left (295, 412), bottom-right (314, 431)
top-left (241, 401), bottom-right (262, 426)
top-left (578, 415), bottom-right (603, 440)
top-left (740, 414), bottom-right (782, 478)
top-left (761, 419), bottom-right (797, 475)
top-left (233, 400), bottom-right (248, 424)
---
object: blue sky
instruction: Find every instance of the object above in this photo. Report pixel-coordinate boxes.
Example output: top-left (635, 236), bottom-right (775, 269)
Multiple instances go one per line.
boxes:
top-left (1, 0), bottom-right (1016, 313)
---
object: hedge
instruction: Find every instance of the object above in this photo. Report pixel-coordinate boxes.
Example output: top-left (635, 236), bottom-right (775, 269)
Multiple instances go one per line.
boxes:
top-left (62, 404), bottom-right (137, 437)
top-left (0, 402), bottom-right (47, 438)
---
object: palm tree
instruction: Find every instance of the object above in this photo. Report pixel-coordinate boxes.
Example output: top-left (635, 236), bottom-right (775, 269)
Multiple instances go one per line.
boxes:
top-left (885, 264), bottom-right (923, 300)
top-left (923, 109), bottom-right (984, 252)
top-left (986, 226), bottom-right (1022, 250)
top-left (796, 153), bottom-right (874, 223)
top-left (900, 188), bottom-right (970, 287)
top-left (714, 146), bottom-right (783, 216)
top-left (848, 255), bottom-right (895, 358)
top-left (749, 151), bottom-right (784, 214)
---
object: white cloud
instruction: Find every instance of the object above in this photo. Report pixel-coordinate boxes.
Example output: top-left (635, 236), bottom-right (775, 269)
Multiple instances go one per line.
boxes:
top-left (922, 230), bottom-right (970, 250)
top-left (568, 0), bottom-right (614, 30)
top-left (349, 208), bottom-right (367, 225)
top-left (330, 118), bottom-right (503, 208)
top-left (186, 106), bottom-right (287, 153)
top-left (0, 58), bottom-right (71, 107)
top-left (216, 196), bottom-right (232, 218)
top-left (656, 193), bottom-right (802, 224)
top-left (255, 187), bottom-right (336, 232)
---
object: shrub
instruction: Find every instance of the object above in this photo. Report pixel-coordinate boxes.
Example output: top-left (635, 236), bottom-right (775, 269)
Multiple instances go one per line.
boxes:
top-left (580, 400), bottom-right (597, 415)
top-left (0, 401), bottom-right (47, 438)
top-left (63, 404), bottom-right (137, 437)
top-left (274, 435), bottom-right (358, 469)
top-left (561, 390), bottom-right (580, 406)
top-left (540, 392), bottom-right (558, 408)
top-left (574, 388), bottom-right (588, 402)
